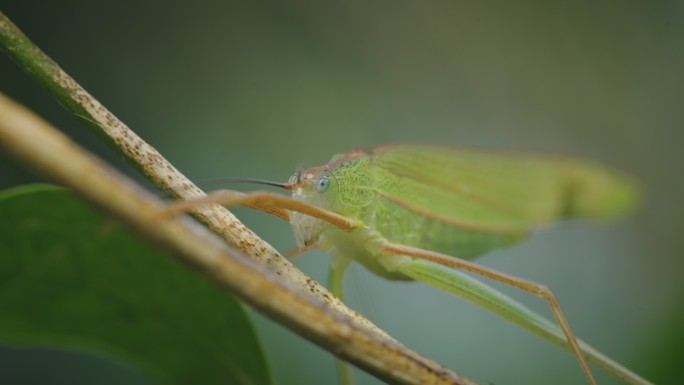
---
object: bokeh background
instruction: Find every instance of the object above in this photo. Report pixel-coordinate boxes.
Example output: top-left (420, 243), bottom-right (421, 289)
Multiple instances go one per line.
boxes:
top-left (1, 1), bottom-right (683, 385)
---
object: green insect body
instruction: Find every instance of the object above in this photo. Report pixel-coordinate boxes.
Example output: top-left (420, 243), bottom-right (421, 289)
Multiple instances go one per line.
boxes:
top-left (186, 143), bottom-right (646, 384)
top-left (283, 143), bottom-right (650, 385)
top-left (289, 144), bottom-right (638, 281)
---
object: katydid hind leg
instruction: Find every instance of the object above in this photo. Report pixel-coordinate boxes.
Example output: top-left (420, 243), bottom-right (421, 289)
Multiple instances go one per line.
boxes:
top-left (391, 257), bottom-right (651, 385)
top-left (381, 241), bottom-right (652, 385)
top-left (378, 241), bottom-right (601, 385)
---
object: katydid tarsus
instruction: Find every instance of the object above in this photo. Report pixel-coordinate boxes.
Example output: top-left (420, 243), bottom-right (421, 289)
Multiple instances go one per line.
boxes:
top-left (165, 144), bottom-right (651, 385)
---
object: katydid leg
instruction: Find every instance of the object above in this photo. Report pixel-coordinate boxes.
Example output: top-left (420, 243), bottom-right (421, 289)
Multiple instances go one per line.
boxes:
top-left (281, 246), bottom-right (311, 261)
top-left (161, 190), bottom-right (361, 230)
top-left (160, 190), bottom-right (650, 385)
top-left (379, 241), bottom-right (600, 385)
top-left (388, 257), bottom-right (651, 385)
top-left (329, 253), bottom-right (355, 385)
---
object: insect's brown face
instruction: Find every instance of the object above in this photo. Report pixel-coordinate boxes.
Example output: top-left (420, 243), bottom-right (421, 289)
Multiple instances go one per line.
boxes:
top-left (287, 169), bottom-right (335, 248)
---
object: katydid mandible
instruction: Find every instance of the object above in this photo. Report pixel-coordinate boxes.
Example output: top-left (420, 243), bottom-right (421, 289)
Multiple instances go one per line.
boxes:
top-left (169, 144), bottom-right (651, 385)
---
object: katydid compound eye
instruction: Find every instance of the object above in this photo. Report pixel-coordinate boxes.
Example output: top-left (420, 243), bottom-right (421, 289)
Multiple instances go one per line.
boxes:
top-left (316, 175), bottom-right (330, 193)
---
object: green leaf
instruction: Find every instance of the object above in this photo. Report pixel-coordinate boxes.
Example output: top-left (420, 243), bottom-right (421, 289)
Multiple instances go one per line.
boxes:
top-left (0, 184), bottom-right (272, 385)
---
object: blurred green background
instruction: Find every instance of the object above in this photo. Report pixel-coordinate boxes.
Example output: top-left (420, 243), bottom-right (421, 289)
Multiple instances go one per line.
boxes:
top-left (1, 1), bottom-right (683, 385)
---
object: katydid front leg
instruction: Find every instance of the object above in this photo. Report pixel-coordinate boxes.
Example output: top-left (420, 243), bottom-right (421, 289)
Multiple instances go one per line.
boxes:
top-left (161, 190), bottom-right (361, 231)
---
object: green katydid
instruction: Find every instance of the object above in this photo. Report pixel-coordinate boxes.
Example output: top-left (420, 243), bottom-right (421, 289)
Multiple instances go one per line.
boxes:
top-left (166, 143), bottom-right (651, 385)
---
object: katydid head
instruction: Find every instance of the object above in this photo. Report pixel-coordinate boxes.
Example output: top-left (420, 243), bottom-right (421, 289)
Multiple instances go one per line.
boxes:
top-left (200, 168), bottom-right (341, 248)
top-left (286, 168), bottom-right (339, 248)
top-left (205, 149), bottom-right (372, 248)
top-left (285, 152), bottom-right (375, 248)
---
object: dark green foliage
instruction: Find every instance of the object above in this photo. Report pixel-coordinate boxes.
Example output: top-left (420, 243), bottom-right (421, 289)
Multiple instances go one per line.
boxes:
top-left (0, 185), bottom-right (271, 385)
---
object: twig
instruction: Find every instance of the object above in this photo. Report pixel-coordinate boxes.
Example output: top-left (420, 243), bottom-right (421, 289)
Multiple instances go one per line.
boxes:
top-left (0, 9), bottom-right (377, 336)
top-left (0, 92), bottom-right (476, 385)
top-left (0, 11), bottom-right (478, 385)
